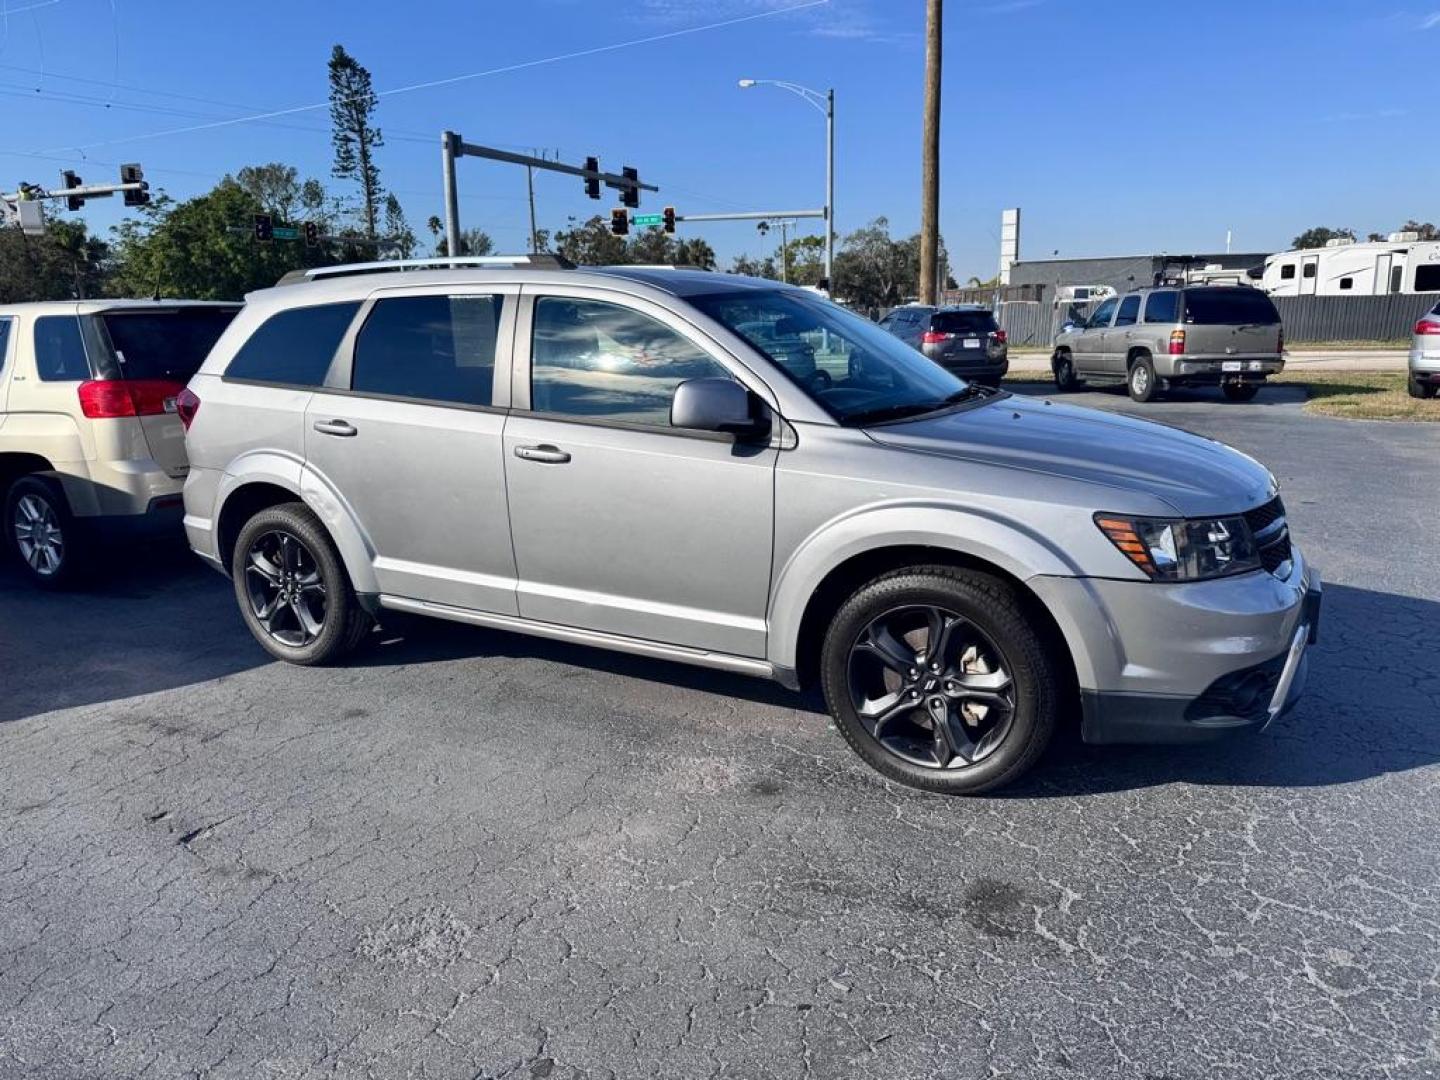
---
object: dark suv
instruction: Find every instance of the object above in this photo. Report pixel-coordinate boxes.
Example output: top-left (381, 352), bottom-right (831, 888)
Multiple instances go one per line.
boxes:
top-left (879, 305), bottom-right (1009, 386)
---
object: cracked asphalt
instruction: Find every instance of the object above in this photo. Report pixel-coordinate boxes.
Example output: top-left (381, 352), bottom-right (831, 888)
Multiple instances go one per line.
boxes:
top-left (2, 383), bottom-right (1437, 1079)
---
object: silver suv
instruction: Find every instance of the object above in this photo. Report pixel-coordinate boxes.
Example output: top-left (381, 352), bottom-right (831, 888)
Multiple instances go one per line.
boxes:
top-left (1052, 286), bottom-right (1284, 403)
top-left (182, 257), bottom-right (1320, 794)
top-left (0, 300), bottom-right (238, 586)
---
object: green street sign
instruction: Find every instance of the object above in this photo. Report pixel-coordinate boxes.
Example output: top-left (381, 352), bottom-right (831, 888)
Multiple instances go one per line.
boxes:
top-left (272, 226), bottom-right (300, 240)
top-left (632, 214), bottom-right (662, 227)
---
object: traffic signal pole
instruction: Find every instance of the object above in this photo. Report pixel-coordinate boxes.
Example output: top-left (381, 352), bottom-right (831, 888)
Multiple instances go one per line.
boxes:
top-left (440, 130), bottom-right (657, 251)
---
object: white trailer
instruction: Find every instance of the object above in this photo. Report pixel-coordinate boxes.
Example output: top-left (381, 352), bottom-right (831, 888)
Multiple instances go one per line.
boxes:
top-left (1262, 233), bottom-right (1440, 297)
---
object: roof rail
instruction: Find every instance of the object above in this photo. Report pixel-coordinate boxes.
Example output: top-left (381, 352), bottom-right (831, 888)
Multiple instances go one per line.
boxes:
top-left (277, 253), bottom-right (574, 286)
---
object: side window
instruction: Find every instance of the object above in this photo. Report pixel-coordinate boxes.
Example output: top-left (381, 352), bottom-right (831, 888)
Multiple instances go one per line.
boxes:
top-left (1279, 264), bottom-right (1296, 281)
top-left (34, 315), bottom-right (90, 381)
top-left (1143, 290), bottom-right (1179, 323)
top-left (530, 297), bottom-right (732, 427)
top-left (351, 294), bottom-right (501, 407)
top-left (1338, 277), bottom-right (1354, 291)
top-left (0, 318), bottom-right (11, 374)
top-left (1114, 295), bottom-right (1141, 327)
top-left (1087, 298), bottom-right (1119, 329)
top-left (226, 302), bottom-right (360, 386)
top-left (1302, 263), bottom-right (1317, 279)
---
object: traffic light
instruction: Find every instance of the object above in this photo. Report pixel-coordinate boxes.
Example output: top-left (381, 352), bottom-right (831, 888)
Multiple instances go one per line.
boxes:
top-left (304, 220), bottom-right (320, 247)
top-left (60, 170), bottom-right (83, 211)
top-left (620, 166), bottom-right (640, 209)
top-left (584, 156), bottom-right (600, 200)
top-left (662, 206), bottom-right (676, 234)
top-left (610, 208), bottom-right (629, 236)
top-left (253, 213), bottom-right (274, 243)
top-left (119, 163), bottom-right (149, 207)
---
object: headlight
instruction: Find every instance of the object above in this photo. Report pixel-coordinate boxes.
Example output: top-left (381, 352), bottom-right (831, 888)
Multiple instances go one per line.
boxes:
top-left (1095, 513), bottom-right (1260, 581)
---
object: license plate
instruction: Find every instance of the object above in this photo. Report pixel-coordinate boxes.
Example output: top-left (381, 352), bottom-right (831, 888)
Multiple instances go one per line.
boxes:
top-left (1222, 361), bottom-right (1242, 372)
top-left (963, 337), bottom-right (980, 348)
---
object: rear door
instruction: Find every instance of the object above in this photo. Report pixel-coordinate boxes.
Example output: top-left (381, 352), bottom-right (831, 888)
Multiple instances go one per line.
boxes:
top-left (1181, 288), bottom-right (1283, 362)
top-left (93, 306), bottom-right (239, 476)
top-left (303, 285), bottom-right (519, 614)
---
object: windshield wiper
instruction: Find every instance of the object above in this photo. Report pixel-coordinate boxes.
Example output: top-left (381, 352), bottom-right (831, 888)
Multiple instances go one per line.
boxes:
top-left (843, 387), bottom-right (992, 427)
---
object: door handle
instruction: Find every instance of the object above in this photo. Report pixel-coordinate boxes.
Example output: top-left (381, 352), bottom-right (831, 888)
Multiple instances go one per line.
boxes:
top-left (514, 443), bottom-right (571, 464)
top-left (313, 419), bottom-right (358, 437)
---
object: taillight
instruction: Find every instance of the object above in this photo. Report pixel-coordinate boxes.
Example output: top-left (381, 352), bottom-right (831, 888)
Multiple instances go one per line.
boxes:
top-left (920, 330), bottom-right (950, 344)
top-left (1277, 327), bottom-right (1285, 353)
top-left (1416, 320), bottom-right (1440, 336)
top-left (992, 329), bottom-right (1007, 344)
top-left (77, 379), bottom-right (185, 420)
top-left (1168, 329), bottom-right (1186, 355)
top-left (176, 386), bottom-right (201, 431)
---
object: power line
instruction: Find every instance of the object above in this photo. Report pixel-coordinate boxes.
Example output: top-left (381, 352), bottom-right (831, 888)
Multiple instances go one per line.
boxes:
top-left (21, 0), bottom-right (829, 155)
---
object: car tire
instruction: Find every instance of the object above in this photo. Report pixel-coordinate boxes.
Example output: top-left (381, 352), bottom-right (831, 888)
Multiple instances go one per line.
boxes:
top-left (1127, 353), bottom-right (1158, 402)
top-left (231, 502), bottom-right (372, 666)
top-left (1053, 351), bottom-right (1081, 391)
top-left (5, 476), bottom-right (85, 589)
top-left (819, 566), bottom-right (1060, 795)
top-left (1408, 375), bottom-right (1437, 400)
top-left (1222, 381), bottom-right (1260, 402)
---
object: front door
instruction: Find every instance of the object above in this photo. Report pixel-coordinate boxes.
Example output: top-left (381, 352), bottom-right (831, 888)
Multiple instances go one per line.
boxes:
top-left (303, 286), bottom-right (520, 614)
top-left (1071, 296), bottom-right (1118, 375)
top-left (1102, 294), bottom-right (1142, 376)
top-left (502, 288), bottom-right (777, 658)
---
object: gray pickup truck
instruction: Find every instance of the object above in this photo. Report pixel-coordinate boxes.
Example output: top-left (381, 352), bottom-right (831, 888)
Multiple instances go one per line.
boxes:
top-left (1052, 286), bottom-right (1285, 403)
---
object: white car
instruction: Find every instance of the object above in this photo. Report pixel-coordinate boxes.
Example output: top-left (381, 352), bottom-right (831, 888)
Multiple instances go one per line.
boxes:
top-left (1409, 300), bottom-right (1440, 399)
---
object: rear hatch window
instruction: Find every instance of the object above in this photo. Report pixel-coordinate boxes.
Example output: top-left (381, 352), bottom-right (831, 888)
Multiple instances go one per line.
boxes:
top-left (99, 307), bottom-right (238, 381)
top-left (932, 311), bottom-right (998, 334)
top-left (1183, 289), bottom-right (1280, 325)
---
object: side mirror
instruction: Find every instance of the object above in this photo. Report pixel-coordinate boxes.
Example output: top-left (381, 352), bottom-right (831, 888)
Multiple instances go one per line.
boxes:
top-left (1060, 321), bottom-right (1077, 333)
top-left (671, 378), bottom-right (770, 440)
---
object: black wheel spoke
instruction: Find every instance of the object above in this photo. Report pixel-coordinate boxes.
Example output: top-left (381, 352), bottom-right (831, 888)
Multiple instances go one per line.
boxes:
top-left (923, 608), bottom-right (961, 670)
top-left (858, 691), bottom-right (918, 739)
top-left (856, 623), bottom-right (919, 677)
top-left (247, 548), bottom-right (282, 584)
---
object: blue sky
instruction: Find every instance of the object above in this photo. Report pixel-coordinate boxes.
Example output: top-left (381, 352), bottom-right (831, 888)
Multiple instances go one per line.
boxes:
top-left (2, 0), bottom-right (1436, 278)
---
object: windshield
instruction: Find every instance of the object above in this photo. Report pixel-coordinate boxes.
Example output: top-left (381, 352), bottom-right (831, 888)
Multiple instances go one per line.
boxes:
top-left (691, 289), bottom-right (980, 425)
top-left (99, 308), bottom-right (238, 381)
top-left (1183, 288), bottom-right (1280, 326)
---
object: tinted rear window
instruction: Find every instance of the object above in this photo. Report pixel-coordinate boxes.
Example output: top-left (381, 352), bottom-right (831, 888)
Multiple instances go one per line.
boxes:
top-left (1183, 289), bottom-right (1280, 325)
top-left (932, 311), bottom-right (997, 334)
top-left (226, 302), bottom-right (360, 386)
top-left (100, 309), bottom-right (237, 382)
top-left (351, 294), bottom-right (502, 406)
top-left (1415, 265), bottom-right (1440, 293)
top-left (34, 315), bottom-right (90, 381)
top-left (0, 319), bottom-right (10, 373)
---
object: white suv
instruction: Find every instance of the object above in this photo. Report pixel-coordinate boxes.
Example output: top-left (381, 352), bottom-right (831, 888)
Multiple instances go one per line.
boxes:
top-left (0, 300), bottom-right (238, 586)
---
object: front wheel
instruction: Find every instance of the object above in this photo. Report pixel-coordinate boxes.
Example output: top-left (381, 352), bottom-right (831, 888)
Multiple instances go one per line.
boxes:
top-left (231, 502), bottom-right (372, 665)
top-left (820, 567), bottom-right (1060, 794)
top-left (1222, 380), bottom-right (1260, 402)
top-left (1053, 351), bottom-right (1081, 391)
top-left (1127, 354), bottom-right (1158, 402)
top-left (6, 476), bottom-right (84, 589)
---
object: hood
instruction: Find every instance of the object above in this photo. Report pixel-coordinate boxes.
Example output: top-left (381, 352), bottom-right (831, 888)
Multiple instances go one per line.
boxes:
top-left (866, 396), bottom-right (1276, 517)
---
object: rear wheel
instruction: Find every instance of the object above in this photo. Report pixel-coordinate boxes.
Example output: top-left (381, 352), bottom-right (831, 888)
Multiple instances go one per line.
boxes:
top-left (1127, 353), bottom-right (1158, 402)
top-left (231, 502), bottom-right (372, 665)
top-left (1053, 350), bottom-right (1081, 391)
top-left (820, 567), bottom-right (1059, 795)
top-left (1408, 375), bottom-right (1437, 400)
top-left (1222, 380), bottom-right (1260, 402)
top-left (5, 476), bottom-right (84, 589)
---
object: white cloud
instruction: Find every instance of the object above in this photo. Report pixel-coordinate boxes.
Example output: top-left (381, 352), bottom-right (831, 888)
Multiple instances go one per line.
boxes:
top-left (1421, 10), bottom-right (1440, 28)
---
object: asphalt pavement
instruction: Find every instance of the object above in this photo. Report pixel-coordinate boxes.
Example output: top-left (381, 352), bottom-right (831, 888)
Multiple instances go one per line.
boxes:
top-left (2, 382), bottom-right (1438, 1080)
top-left (1008, 348), bottom-right (1409, 372)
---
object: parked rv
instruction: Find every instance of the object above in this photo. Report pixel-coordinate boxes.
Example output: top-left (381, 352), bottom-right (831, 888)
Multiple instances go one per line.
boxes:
top-left (1262, 233), bottom-right (1440, 297)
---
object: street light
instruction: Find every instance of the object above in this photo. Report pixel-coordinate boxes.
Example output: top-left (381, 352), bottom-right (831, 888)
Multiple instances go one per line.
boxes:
top-left (738, 77), bottom-right (835, 290)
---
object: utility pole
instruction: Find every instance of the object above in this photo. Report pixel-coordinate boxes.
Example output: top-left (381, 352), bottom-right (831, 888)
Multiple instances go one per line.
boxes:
top-left (527, 150), bottom-right (541, 254)
top-left (919, 0), bottom-right (943, 305)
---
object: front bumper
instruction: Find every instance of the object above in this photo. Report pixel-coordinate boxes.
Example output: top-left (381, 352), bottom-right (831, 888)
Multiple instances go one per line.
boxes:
top-left (1030, 552), bottom-right (1321, 744)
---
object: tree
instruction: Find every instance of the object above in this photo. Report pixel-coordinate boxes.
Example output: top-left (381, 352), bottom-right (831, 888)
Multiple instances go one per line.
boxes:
top-left (0, 218), bottom-right (109, 302)
top-left (383, 193), bottom-right (416, 258)
top-left (107, 179), bottom-right (333, 300)
top-left (425, 215), bottom-right (493, 257)
top-left (1399, 220), bottom-right (1439, 241)
top-left (778, 234), bottom-right (826, 287)
top-left (230, 163), bottom-right (304, 221)
top-left (1291, 226), bottom-right (1355, 250)
top-left (628, 228), bottom-right (677, 265)
top-left (730, 253), bottom-right (778, 279)
top-left (328, 45), bottom-right (384, 240)
top-left (675, 237), bottom-right (716, 271)
top-left (554, 215), bottom-right (629, 266)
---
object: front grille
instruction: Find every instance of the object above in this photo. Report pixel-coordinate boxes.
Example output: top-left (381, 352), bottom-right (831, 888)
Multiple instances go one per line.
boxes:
top-left (1244, 497), bottom-right (1292, 575)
